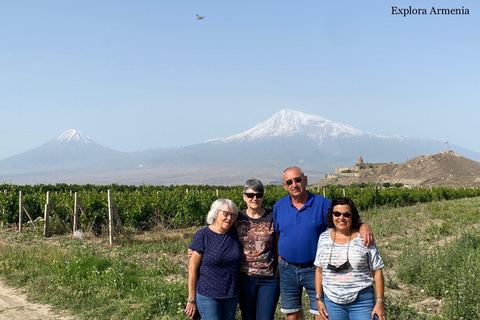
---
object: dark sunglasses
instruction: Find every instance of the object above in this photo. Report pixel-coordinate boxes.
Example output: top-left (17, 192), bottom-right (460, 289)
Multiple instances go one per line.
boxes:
top-left (284, 177), bottom-right (302, 186)
top-left (332, 211), bottom-right (352, 218)
top-left (244, 192), bottom-right (264, 199)
top-left (328, 232), bottom-right (352, 273)
top-left (327, 260), bottom-right (352, 272)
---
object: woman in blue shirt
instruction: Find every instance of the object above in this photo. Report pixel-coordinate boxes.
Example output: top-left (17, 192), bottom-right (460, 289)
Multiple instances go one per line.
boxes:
top-left (184, 199), bottom-right (242, 320)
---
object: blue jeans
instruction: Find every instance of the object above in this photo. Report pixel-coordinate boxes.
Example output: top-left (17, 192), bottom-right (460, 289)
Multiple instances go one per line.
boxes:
top-left (278, 258), bottom-right (319, 315)
top-left (324, 286), bottom-right (376, 320)
top-left (239, 271), bottom-right (280, 320)
top-left (196, 292), bottom-right (238, 320)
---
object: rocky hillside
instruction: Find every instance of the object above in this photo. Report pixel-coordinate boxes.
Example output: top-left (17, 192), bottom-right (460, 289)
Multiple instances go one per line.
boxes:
top-left (314, 151), bottom-right (480, 187)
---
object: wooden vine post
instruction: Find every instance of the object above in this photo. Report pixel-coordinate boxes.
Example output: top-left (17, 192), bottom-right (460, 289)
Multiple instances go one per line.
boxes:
top-left (107, 189), bottom-right (125, 246)
top-left (1, 190), bottom-right (5, 227)
top-left (72, 192), bottom-right (88, 233)
top-left (44, 191), bottom-right (50, 237)
top-left (73, 192), bottom-right (78, 232)
top-left (17, 191), bottom-right (37, 232)
top-left (108, 190), bottom-right (114, 245)
top-left (18, 191), bottom-right (23, 232)
top-left (43, 191), bottom-right (70, 237)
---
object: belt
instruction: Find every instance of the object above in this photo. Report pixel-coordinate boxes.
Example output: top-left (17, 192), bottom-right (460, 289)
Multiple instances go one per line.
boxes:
top-left (283, 258), bottom-right (315, 268)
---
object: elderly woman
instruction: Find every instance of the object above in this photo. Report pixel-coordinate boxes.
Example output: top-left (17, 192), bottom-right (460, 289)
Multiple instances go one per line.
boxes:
top-left (314, 197), bottom-right (386, 320)
top-left (236, 179), bottom-right (280, 320)
top-left (184, 199), bottom-right (242, 320)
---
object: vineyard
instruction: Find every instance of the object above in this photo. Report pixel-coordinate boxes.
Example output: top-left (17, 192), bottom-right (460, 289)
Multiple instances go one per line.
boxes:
top-left (1, 183), bottom-right (480, 231)
top-left (1, 183), bottom-right (480, 319)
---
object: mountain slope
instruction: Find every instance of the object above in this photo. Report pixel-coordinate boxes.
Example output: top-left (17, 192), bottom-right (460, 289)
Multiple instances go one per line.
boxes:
top-left (0, 130), bottom-right (135, 175)
top-left (209, 109), bottom-right (369, 144)
top-left (151, 109), bottom-right (478, 165)
top-left (1, 111), bottom-right (480, 185)
top-left (315, 151), bottom-right (480, 187)
top-left (130, 110), bottom-right (480, 185)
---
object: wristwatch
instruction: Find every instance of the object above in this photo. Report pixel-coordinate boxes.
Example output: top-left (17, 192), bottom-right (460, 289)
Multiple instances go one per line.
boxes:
top-left (187, 297), bottom-right (196, 304)
top-left (315, 294), bottom-right (324, 302)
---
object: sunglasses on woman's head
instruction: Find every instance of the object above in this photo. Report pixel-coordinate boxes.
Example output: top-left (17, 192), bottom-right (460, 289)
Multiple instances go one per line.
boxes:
top-left (284, 177), bottom-right (302, 186)
top-left (332, 211), bottom-right (352, 218)
top-left (244, 192), bottom-right (264, 199)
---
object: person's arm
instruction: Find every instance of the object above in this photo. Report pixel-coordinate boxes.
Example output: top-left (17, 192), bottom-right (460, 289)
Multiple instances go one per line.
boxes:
top-left (315, 267), bottom-right (328, 320)
top-left (275, 233), bottom-right (281, 262)
top-left (184, 251), bottom-right (202, 319)
top-left (359, 223), bottom-right (375, 247)
top-left (371, 269), bottom-right (386, 320)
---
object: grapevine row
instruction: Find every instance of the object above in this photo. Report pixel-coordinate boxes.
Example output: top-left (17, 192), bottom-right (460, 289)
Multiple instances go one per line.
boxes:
top-left (0, 184), bottom-right (479, 230)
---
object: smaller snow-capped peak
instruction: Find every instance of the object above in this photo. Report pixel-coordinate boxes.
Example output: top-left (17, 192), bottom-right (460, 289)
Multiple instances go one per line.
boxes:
top-left (55, 129), bottom-right (95, 145)
top-left (210, 109), bottom-right (371, 144)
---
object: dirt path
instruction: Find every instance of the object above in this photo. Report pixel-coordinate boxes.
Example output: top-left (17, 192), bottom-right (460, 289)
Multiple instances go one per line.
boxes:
top-left (0, 280), bottom-right (73, 320)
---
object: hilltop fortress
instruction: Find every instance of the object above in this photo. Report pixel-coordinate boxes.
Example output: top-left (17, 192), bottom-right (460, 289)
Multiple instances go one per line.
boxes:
top-left (325, 156), bottom-right (394, 179)
top-left (316, 151), bottom-right (480, 188)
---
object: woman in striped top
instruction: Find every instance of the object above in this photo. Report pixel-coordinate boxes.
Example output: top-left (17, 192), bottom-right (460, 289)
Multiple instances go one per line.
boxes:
top-left (314, 197), bottom-right (386, 320)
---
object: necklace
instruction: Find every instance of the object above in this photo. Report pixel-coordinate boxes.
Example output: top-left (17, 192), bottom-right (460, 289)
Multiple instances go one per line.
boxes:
top-left (327, 231), bottom-right (352, 272)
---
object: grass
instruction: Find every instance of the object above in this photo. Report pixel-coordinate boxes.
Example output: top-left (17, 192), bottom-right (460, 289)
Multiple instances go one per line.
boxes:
top-left (0, 197), bottom-right (480, 319)
top-left (363, 197), bottom-right (480, 319)
top-left (0, 227), bottom-right (192, 319)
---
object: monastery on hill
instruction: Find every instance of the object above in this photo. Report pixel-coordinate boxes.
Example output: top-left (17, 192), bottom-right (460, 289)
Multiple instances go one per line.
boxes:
top-left (325, 156), bottom-right (393, 179)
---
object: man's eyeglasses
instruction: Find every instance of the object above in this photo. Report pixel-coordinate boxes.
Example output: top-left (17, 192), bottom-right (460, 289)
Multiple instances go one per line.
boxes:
top-left (284, 177), bottom-right (302, 186)
top-left (244, 192), bottom-right (264, 199)
top-left (332, 212), bottom-right (352, 218)
top-left (219, 210), bottom-right (237, 218)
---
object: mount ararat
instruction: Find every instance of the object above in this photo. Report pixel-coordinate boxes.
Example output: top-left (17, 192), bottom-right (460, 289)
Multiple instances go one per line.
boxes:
top-left (1, 110), bottom-right (478, 185)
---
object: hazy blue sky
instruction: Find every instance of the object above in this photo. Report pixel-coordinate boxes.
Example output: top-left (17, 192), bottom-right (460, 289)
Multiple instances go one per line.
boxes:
top-left (1, 0), bottom-right (479, 160)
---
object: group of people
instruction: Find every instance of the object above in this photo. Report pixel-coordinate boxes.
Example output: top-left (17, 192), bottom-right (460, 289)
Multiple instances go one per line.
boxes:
top-left (184, 167), bottom-right (387, 320)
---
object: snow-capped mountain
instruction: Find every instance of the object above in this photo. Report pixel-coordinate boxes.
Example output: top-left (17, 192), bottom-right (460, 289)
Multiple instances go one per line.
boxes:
top-left (198, 109), bottom-right (458, 165)
top-left (55, 129), bottom-right (98, 146)
top-left (210, 109), bottom-right (369, 144)
top-left (1, 111), bottom-right (479, 185)
top-left (0, 129), bottom-right (135, 176)
top-left (132, 110), bottom-right (480, 184)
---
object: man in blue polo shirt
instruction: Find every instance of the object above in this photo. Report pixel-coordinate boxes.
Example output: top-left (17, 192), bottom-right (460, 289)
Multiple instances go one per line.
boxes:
top-left (274, 166), bottom-right (374, 320)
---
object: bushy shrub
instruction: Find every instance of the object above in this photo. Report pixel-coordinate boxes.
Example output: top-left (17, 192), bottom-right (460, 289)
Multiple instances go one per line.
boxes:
top-left (396, 232), bottom-right (480, 319)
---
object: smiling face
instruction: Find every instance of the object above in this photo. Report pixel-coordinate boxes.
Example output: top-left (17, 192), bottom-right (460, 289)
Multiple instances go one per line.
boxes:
top-left (332, 204), bottom-right (353, 232)
top-left (213, 205), bottom-right (237, 233)
top-left (282, 167), bottom-right (308, 198)
top-left (243, 188), bottom-right (264, 211)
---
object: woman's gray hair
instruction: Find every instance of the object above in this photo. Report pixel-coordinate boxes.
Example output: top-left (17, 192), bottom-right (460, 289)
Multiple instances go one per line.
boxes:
top-left (206, 199), bottom-right (239, 225)
top-left (243, 178), bottom-right (264, 194)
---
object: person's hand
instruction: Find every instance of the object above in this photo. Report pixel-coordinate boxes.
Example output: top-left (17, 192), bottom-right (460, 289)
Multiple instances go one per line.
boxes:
top-left (184, 300), bottom-right (197, 319)
top-left (316, 300), bottom-right (329, 320)
top-left (372, 301), bottom-right (386, 320)
top-left (187, 248), bottom-right (193, 259)
top-left (359, 223), bottom-right (375, 247)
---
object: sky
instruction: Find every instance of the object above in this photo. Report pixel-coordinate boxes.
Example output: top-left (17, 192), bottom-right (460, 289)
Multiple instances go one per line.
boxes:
top-left (1, 0), bottom-right (479, 160)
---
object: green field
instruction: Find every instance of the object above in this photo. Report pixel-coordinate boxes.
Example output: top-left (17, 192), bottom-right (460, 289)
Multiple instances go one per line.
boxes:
top-left (0, 189), bottom-right (479, 319)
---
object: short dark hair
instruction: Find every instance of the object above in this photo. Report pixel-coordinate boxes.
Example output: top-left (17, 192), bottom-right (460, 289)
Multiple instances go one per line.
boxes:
top-left (326, 197), bottom-right (362, 229)
top-left (243, 179), bottom-right (264, 194)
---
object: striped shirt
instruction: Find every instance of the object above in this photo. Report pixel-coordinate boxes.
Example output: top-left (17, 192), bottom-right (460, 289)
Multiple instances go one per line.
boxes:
top-left (314, 231), bottom-right (384, 304)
